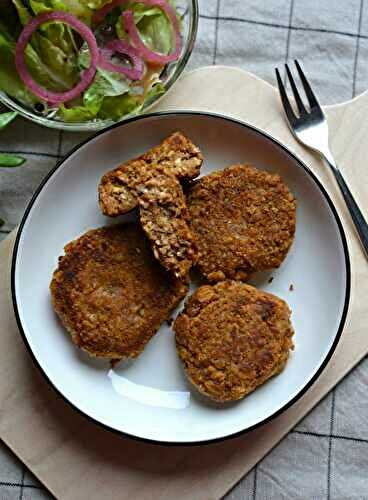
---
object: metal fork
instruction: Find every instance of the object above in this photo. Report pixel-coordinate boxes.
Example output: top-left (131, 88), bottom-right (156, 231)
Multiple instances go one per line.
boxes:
top-left (276, 60), bottom-right (368, 257)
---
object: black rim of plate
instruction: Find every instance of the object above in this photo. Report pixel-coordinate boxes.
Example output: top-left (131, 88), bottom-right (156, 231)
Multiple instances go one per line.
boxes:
top-left (11, 111), bottom-right (351, 446)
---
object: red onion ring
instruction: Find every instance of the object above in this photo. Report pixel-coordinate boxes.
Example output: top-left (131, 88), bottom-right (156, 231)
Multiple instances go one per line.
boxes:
top-left (93, 0), bottom-right (182, 65)
top-left (99, 39), bottom-right (144, 80)
top-left (15, 12), bottom-right (99, 105)
top-left (123, 0), bottom-right (182, 65)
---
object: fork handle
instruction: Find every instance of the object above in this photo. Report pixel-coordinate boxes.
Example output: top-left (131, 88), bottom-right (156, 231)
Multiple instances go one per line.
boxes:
top-left (326, 158), bottom-right (368, 257)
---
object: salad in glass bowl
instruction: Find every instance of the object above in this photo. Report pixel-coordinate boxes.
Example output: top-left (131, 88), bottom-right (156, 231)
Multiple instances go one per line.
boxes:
top-left (0, 0), bottom-right (198, 130)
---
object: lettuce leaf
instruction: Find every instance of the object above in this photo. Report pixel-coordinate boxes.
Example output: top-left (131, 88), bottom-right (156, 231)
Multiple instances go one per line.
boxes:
top-left (10, 0), bottom-right (31, 25)
top-left (98, 93), bottom-right (141, 120)
top-left (28, 0), bottom-right (114, 24)
top-left (59, 93), bottom-right (140, 122)
top-left (0, 24), bottom-right (38, 105)
top-left (84, 68), bottom-right (130, 108)
top-left (29, 1), bottom-right (79, 55)
top-left (144, 81), bottom-right (165, 104)
top-left (132, 4), bottom-right (174, 55)
top-left (0, 111), bottom-right (18, 129)
top-left (77, 44), bottom-right (130, 116)
top-left (58, 103), bottom-right (98, 122)
top-left (25, 37), bottom-right (78, 91)
top-left (58, 53), bottom-right (132, 122)
top-left (28, 0), bottom-right (93, 24)
top-left (99, 82), bottom-right (165, 121)
top-left (0, 153), bottom-right (26, 166)
top-left (115, 2), bottom-right (175, 55)
top-left (30, 34), bottom-right (78, 90)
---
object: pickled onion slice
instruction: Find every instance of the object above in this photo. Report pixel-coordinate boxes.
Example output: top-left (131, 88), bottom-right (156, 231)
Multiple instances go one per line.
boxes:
top-left (15, 12), bottom-right (99, 105)
top-left (93, 0), bottom-right (182, 65)
top-left (122, 0), bottom-right (181, 65)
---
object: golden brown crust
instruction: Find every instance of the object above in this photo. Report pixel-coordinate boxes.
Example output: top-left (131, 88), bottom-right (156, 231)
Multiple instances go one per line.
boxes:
top-left (187, 164), bottom-right (296, 282)
top-left (99, 132), bottom-right (203, 217)
top-left (138, 165), bottom-right (198, 279)
top-left (50, 223), bottom-right (188, 360)
top-left (174, 281), bottom-right (294, 403)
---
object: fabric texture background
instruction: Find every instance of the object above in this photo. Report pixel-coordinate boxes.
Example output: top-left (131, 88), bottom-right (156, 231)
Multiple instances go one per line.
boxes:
top-left (1, 1), bottom-right (368, 498)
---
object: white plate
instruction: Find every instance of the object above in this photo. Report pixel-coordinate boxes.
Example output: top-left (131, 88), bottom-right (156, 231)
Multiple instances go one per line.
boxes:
top-left (11, 112), bottom-right (350, 444)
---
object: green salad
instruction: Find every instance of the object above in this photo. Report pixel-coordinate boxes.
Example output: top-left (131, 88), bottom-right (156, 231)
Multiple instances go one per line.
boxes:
top-left (0, 0), bottom-right (182, 123)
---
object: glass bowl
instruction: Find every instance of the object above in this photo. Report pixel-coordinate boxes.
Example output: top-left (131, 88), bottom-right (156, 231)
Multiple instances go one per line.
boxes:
top-left (0, 0), bottom-right (198, 132)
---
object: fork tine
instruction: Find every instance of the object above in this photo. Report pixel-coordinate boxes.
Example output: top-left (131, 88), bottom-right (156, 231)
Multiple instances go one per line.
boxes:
top-left (294, 60), bottom-right (320, 110)
top-left (275, 68), bottom-right (297, 124)
top-left (285, 63), bottom-right (307, 115)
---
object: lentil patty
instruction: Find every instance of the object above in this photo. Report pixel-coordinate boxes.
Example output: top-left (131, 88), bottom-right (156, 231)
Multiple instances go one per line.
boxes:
top-left (174, 281), bottom-right (294, 403)
top-left (50, 223), bottom-right (188, 360)
top-left (187, 164), bottom-right (296, 282)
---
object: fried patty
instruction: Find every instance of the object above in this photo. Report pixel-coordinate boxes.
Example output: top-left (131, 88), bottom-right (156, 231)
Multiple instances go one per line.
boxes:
top-left (50, 223), bottom-right (188, 360)
top-left (138, 165), bottom-right (198, 279)
top-left (188, 164), bottom-right (296, 282)
top-left (99, 132), bottom-right (203, 217)
top-left (174, 281), bottom-right (294, 403)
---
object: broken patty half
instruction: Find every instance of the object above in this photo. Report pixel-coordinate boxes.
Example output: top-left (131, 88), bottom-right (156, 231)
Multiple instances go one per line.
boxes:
top-left (137, 164), bottom-right (198, 279)
top-left (99, 131), bottom-right (203, 217)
